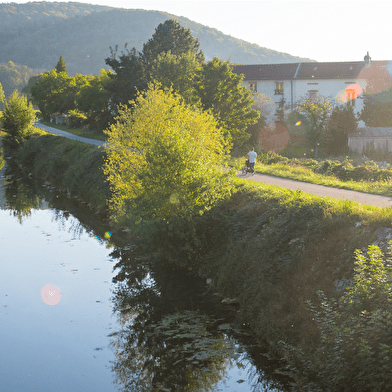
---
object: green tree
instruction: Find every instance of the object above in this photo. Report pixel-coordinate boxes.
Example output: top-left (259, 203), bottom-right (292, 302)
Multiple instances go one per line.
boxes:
top-left (103, 84), bottom-right (233, 228)
top-left (142, 19), bottom-right (204, 69)
top-left (75, 69), bottom-right (112, 130)
top-left (360, 89), bottom-right (392, 127)
top-left (1, 90), bottom-right (36, 149)
top-left (295, 94), bottom-right (333, 158)
top-left (30, 69), bottom-right (84, 119)
top-left (195, 58), bottom-right (259, 147)
top-left (149, 50), bottom-right (201, 105)
top-left (324, 105), bottom-right (358, 155)
top-left (55, 55), bottom-right (68, 74)
top-left (104, 45), bottom-right (147, 117)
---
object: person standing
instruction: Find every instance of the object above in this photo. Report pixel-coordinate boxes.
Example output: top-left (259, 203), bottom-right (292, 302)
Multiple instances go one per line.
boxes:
top-left (246, 148), bottom-right (257, 175)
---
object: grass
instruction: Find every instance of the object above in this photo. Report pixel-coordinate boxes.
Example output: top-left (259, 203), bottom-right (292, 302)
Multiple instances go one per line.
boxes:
top-left (231, 156), bottom-right (392, 197)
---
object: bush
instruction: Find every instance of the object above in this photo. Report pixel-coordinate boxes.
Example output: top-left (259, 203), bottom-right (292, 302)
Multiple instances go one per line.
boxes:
top-left (288, 243), bottom-right (392, 391)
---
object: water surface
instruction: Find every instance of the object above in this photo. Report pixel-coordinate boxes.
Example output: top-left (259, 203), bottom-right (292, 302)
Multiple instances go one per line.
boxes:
top-left (0, 164), bottom-right (290, 392)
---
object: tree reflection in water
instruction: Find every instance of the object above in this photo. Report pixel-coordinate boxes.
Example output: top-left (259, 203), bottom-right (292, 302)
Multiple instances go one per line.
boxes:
top-left (109, 246), bottom-right (291, 392)
top-left (109, 246), bottom-right (236, 391)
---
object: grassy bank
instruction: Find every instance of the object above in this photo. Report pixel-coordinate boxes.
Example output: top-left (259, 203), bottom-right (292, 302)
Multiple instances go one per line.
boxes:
top-left (10, 134), bottom-right (392, 391)
top-left (232, 152), bottom-right (392, 197)
top-left (11, 133), bottom-right (109, 211)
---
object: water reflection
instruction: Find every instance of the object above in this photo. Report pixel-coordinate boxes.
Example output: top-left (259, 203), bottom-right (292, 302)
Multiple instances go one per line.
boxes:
top-left (1, 162), bottom-right (291, 392)
top-left (109, 246), bottom-right (290, 391)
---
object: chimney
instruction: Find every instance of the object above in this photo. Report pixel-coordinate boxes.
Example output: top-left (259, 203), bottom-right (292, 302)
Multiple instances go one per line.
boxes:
top-left (364, 51), bottom-right (371, 65)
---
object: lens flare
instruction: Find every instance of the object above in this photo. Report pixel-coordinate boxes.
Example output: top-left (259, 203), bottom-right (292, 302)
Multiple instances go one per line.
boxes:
top-left (357, 61), bottom-right (392, 102)
top-left (104, 231), bottom-right (112, 239)
top-left (295, 121), bottom-right (301, 126)
top-left (41, 284), bottom-right (61, 306)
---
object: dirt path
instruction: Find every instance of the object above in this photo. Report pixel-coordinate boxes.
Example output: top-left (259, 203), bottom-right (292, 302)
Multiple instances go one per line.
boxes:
top-left (240, 171), bottom-right (392, 208)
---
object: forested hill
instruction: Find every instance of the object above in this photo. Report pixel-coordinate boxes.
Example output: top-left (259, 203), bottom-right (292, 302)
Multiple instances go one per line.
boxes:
top-left (0, 2), bottom-right (313, 76)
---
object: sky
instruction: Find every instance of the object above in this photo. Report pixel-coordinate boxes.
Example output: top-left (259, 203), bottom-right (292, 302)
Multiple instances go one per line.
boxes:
top-left (8, 1), bottom-right (392, 63)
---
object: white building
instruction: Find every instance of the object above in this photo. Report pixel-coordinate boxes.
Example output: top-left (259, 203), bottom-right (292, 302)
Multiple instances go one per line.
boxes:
top-left (233, 52), bottom-right (392, 127)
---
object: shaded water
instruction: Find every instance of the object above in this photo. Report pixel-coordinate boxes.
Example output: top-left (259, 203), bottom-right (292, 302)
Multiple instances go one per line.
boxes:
top-left (0, 163), bottom-right (291, 392)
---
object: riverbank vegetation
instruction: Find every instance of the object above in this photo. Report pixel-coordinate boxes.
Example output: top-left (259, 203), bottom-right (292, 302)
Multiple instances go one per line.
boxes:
top-left (8, 130), bottom-right (392, 391)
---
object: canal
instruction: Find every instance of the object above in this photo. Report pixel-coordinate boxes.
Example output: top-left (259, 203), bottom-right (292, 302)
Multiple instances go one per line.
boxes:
top-left (0, 162), bottom-right (291, 392)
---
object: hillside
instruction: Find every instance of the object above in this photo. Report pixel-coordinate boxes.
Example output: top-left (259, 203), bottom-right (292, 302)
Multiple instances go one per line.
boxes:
top-left (0, 2), bottom-right (313, 76)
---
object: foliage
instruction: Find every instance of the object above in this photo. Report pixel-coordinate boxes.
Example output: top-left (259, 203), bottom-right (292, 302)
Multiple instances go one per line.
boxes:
top-left (103, 85), bottom-right (234, 228)
top-left (30, 69), bottom-right (76, 119)
top-left (142, 19), bottom-right (204, 68)
top-left (324, 105), bottom-right (358, 155)
top-left (290, 243), bottom-right (392, 391)
top-left (12, 134), bottom-right (109, 211)
top-left (295, 95), bottom-right (334, 158)
top-left (360, 91), bottom-right (392, 127)
top-left (1, 90), bottom-right (36, 150)
top-left (75, 70), bottom-right (112, 130)
top-left (0, 82), bottom-right (4, 103)
top-left (149, 50), bottom-right (201, 106)
top-left (55, 55), bottom-right (68, 74)
top-left (0, 61), bottom-right (43, 100)
top-left (104, 45), bottom-right (147, 117)
top-left (195, 58), bottom-right (259, 147)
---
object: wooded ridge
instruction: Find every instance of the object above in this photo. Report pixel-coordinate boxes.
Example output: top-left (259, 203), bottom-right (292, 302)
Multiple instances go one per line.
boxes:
top-left (0, 2), bottom-right (313, 76)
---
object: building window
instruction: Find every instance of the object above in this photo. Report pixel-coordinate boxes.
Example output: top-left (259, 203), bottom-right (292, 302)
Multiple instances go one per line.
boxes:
top-left (249, 83), bottom-right (257, 93)
top-left (275, 81), bottom-right (284, 95)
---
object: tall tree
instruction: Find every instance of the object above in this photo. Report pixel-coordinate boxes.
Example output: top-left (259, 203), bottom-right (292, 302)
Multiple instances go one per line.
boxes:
top-left (149, 50), bottom-right (201, 105)
top-left (1, 90), bottom-right (36, 150)
top-left (325, 105), bottom-right (358, 155)
top-left (295, 94), bottom-right (333, 158)
top-left (105, 45), bottom-right (147, 117)
top-left (76, 70), bottom-right (112, 130)
top-left (142, 19), bottom-right (204, 69)
top-left (55, 55), bottom-right (68, 74)
top-left (195, 58), bottom-right (259, 146)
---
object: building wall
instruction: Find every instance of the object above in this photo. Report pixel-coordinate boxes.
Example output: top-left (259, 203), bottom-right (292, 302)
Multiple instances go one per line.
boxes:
top-left (245, 78), bottom-right (365, 125)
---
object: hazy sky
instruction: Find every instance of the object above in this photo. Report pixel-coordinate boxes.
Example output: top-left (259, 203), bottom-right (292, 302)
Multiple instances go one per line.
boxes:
top-left (9, 1), bottom-right (392, 62)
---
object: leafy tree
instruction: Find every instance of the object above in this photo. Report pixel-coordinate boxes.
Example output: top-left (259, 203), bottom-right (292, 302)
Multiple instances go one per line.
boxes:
top-left (55, 55), bottom-right (68, 74)
top-left (295, 95), bottom-right (333, 158)
top-left (30, 69), bottom-right (85, 119)
top-left (1, 90), bottom-right (36, 149)
top-left (324, 105), bottom-right (358, 155)
top-left (105, 45), bottom-right (147, 117)
top-left (149, 50), bottom-right (201, 105)
top-left (142, 19), bottom-right (204, 69)
top-left (360, 89), bottom-right (392, 127)
top-left (76, 69), bottom-right (112, 130)
top-left (103, 84), bottom-right (233, 228)
top-left (195, 58), bottom-right (259, 147)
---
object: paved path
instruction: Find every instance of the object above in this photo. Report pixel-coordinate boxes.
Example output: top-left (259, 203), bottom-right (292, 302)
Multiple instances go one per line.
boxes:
top-left (35, 121), bottom-right (106, 147)
top-left (36, 121), bottom-right (392, 208)
top-left (239, 171), bottom-right (392, 208)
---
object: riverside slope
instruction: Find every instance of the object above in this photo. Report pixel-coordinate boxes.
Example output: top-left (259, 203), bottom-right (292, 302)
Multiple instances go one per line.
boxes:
top-left (36, 122), bottom-right (392, 208)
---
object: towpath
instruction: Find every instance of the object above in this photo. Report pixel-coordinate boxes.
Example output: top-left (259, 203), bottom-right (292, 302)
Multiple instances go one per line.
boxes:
top-left (36, 121), bottom-right (392, 208)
